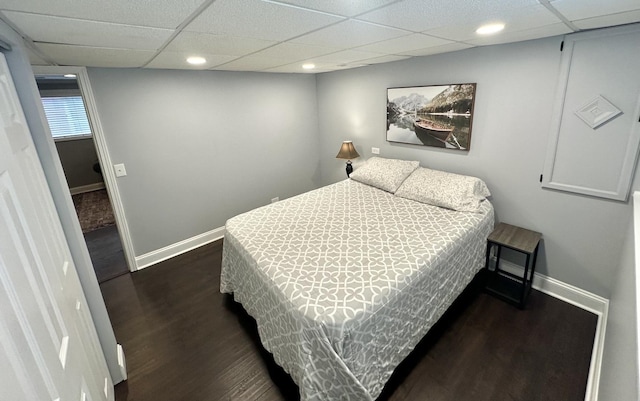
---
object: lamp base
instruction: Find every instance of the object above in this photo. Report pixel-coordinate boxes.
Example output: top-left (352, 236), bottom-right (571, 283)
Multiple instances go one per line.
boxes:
top-left (346, 160), bottom-right (353, 177)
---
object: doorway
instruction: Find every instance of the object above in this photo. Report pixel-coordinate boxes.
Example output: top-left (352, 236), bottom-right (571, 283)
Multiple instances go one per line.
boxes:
top-left (35, 73), bottom-right (127, 283)
top-left (32, 66), bottom-right (137, 282)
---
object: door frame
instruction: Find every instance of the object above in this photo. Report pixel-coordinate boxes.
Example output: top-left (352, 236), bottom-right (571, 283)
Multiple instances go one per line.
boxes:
top-left (32, 66), bottom-right (137, 272)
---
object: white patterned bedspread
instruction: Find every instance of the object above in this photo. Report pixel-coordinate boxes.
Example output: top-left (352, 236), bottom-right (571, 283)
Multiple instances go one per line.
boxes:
top-left (221, 179), bottom-right (494, 400)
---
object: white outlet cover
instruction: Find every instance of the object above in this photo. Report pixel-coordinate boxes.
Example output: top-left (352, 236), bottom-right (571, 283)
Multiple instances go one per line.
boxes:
top-left (371, 147), bottom-right (380, 154)
top-left (113, 163), bottom-right (127, 177)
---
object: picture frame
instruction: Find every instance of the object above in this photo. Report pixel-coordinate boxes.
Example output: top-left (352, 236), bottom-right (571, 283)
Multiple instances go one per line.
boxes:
top-left (386, 83), bottom-right (477, 150)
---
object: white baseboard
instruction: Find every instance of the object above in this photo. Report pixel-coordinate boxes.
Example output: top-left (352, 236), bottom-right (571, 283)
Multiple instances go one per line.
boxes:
top-left (134, 226), bottom-right (225, 270)
top-left (69, 182), bottom-right (105, 195)
top-left (497, 260), bottom-right (608, 401)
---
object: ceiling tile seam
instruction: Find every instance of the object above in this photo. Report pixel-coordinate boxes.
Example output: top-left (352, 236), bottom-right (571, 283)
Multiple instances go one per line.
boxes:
top-left (202, 40), bottom-right (315, 71)
top-left (206, 46), bottom-right (373, 72)
top-left (251, 15), bottom-right (348, 44)
top-left (154, 3), bottom-right (427, 71)
top-left (0, 11), bottom-right (58, 66)
top-left (0, 7), bottom-right (176, 30)
top-left (206, 17), bottom-right (369, 71)
top-left (163, 4), bottom-right (353, 70)
top-left (573, 10), bottom-right (640, 26)
top-left (260, 0), bottom-right (405, 20)
top-left (221, 17), bottom-right (417, 68)
top-left (346, 16), bottom-right (416, 34)
top-left (348, 0), bottom-right (406, 19)
top-left (30, 40), bottom-right (160, 53)
top-left (240, 37), bottom-right (473, 73)
top-left (348, 32), bottom-right (458, 53)
top-left (392, 46), bottom-right (472, 57)
top-left (422, 20), bottom-right (570, 45)
top-left (140, 0), bottom-right (217, 68)
top-left (208, 54), bottom-right (306, 71)
top-left (259, 0), bottom-right (349, 19)
top-left (208, 42), bottom-right (388, 72)
top-left (0, 9), bottom-right (177, 32)
top-left (202, 38), bottom-right (314, 70)
top-left (537, 0), bottom-right (580, 32)
top-left (350, 1), bottom-right (574, 40)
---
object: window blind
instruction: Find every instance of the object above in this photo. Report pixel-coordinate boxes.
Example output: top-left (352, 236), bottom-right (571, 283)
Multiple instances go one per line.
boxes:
top-left (41, 96), bottom-right (92, 140)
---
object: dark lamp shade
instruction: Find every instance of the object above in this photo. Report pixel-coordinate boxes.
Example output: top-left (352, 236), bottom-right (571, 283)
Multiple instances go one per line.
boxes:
top-left (336, 141), bottom-right (360, 160)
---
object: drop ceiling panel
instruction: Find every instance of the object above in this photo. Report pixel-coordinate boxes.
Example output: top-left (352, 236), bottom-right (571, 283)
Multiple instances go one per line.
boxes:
top-left (266, 63), bottom-right (334, 73)
top-left (146, 51), bottom-right (237, 69)
top-left (302, 49), bottom-right (386, 65)
top-left (250, 42), bottom-right (342, 62)
top-left (212, 55), bottom-right (290, 71)
top-left (572, 10), bottom-right (640, 30)
top-left (35, 43), bottom-right (156, 67)
top-left (165, 32), bottom-right (277, 56)
top-left (271, 0), bottom-right (401, 17)
top-left (359, 54), bottom-right (411, 65)
top-left (291, 19), bottom-right (410, 48)
top-left (356, 33), bottom-right (452, 54)
top-left (185, 0), bottom-right (344, 41)
top-left (0, 0), bottom-right (204, 28)
top-left (4, 11), bottom-right (173, 50)
top-left (551, 0), bottom-right (640, 21)
top-left (465, 22), bottom-right (571, 46)
top-left (424, 4), bottom-right (562, 42)
top-left (357, 0), bottom-right (541, 32)
top-left (400, 42), bottom-right (474, 57)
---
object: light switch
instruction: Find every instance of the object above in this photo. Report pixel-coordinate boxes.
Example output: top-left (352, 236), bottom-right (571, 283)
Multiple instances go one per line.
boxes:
top-left (114, 163), bottom-right (127, 177)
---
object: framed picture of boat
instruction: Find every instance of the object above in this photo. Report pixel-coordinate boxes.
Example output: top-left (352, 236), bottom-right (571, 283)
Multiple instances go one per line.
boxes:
top-left (386, 83), bottom-right (477, 150)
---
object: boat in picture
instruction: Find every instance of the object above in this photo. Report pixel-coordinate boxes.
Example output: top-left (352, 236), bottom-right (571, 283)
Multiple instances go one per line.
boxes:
top-left (413, 118), bottom-right (453, 141)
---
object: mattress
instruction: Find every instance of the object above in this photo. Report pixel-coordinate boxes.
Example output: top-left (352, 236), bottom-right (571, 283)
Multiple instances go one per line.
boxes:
top-left (221, 179), bottom-right (494, 400)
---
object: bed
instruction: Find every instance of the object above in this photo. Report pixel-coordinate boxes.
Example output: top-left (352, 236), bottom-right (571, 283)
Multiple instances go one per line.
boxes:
top-left (221, 158), bottom-right (494, 400)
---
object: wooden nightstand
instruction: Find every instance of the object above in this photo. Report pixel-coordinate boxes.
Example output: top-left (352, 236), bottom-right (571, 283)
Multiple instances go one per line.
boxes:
top-left (485, 223), bottom-right (542, 309)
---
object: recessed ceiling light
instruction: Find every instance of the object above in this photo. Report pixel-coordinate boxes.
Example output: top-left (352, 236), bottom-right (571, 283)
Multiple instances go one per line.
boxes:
top-left (63, 74), bottom-right (76, 78)
top-left (302, 63), bottom-right (315, 70)
top-left (476, 23), bottom-right (505, 35)
top-left (187, 56), bottom-right (207, 65)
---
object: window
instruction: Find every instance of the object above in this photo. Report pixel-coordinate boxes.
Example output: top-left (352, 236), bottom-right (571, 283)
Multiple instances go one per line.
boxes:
top-left (41, 96), bottom-right (92, 141)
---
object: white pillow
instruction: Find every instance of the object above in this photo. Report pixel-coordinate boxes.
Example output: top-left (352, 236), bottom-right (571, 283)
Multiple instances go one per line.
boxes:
top-left (395, 167), bottom-right (491, 212)
top-left (349, 157), bottom-right (419, 193)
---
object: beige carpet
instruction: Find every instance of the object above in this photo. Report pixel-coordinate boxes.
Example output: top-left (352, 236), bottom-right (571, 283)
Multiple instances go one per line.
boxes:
top-left (72, 189), bottom-right (116, 233)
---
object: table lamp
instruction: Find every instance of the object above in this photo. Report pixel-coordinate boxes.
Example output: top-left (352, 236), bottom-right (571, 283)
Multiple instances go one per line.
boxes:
top-left (335, 141), bottom-right (360, 178)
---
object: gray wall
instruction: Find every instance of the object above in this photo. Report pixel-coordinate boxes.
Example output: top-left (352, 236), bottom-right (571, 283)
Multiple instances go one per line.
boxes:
top-left (0, 21), bottom-right (122, 383)
top-left (316, 35), bottom-right (637, 298)
top-left (87, 68), bottom-right (321, 256)
top-left (55, 138), bottom-right (102, 189)
top-left (598, 217), bottom-right (638, 400)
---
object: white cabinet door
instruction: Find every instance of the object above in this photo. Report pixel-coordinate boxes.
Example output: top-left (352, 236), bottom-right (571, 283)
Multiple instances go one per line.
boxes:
top-left (542, 24), bottom-right (640, 201)
top-left (0, 53), bottom-right (113, 401)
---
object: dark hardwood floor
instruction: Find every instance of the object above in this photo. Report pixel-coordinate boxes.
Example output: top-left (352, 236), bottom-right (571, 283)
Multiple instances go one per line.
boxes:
top-left (85, 225), bottom-right (129, 283)
top-left (101, 240), bottom-right (597, 401)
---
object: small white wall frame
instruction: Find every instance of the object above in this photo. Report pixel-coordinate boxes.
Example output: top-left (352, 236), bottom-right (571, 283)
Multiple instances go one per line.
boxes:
top-left (574, 95), bottom-right (622, 130)
top-left (542, 24), bottom-right (640, 201)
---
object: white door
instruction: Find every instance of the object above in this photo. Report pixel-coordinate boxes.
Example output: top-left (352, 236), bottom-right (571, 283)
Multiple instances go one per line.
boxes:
top-left (0, 53), bottom-right (113, 401)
